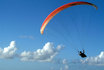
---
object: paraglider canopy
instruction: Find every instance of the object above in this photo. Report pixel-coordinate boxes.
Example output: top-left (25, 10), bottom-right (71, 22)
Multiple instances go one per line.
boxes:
top-left (40, 1), bottom-right (97, 34)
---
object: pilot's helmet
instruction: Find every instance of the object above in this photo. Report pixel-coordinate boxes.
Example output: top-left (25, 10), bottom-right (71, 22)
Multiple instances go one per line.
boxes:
top-left (80, 51), bottom-right (82, 54)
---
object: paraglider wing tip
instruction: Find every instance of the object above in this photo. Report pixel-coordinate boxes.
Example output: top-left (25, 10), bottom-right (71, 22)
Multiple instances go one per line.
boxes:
top-left (92, 4), bottom-right (98, 10)
top-left (40, 30), bottom-right (43, 35)
top-left (95, 6), bottom-right (98, 10)
top-left (41, 32), bottom-right (43, 35)
top-left (94, 5), bottom-right (98, 10)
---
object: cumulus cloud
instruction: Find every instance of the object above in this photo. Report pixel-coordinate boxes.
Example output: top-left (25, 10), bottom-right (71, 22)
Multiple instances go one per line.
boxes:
top-left (81, 51), bottom-right (104, 65)
top-left (20, 42), bottom-right (64, 62)
top-left (0, 41), bottom-right (17, 59)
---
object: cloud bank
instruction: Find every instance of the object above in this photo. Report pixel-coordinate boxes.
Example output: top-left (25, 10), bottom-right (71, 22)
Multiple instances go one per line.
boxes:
top-left (0, 41), bottom-right (64, 62)
top-left (1, 41), bottom-right (104, 67)
top-left (81, 51), bottom-right (104, 65)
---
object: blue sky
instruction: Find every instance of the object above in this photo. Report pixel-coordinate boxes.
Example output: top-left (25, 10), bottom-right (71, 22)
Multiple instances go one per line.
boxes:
top-left (0, 0), bottom-right (104, 70)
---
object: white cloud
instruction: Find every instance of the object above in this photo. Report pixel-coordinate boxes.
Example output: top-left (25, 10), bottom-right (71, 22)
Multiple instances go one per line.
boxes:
top-left (0, 41), bottom-right (64, 62)
top-left (81, 51), bottom-right (104, 65)
top-left (0, 41), bottom-right (17, 59)
top-left (20, 42), bottom-right (64, 62)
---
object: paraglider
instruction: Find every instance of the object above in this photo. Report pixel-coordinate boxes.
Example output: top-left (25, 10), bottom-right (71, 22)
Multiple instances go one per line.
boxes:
top-left (40, 1), bottom-right (97, 34)
top-left (78, 50), bottom-right (87, 58)
top-left (40, 1), bottom-right (97, 58)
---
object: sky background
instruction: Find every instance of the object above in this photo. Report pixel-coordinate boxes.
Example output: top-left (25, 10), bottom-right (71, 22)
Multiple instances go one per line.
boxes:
top-left (0, 0), bottom-right (104, 70)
